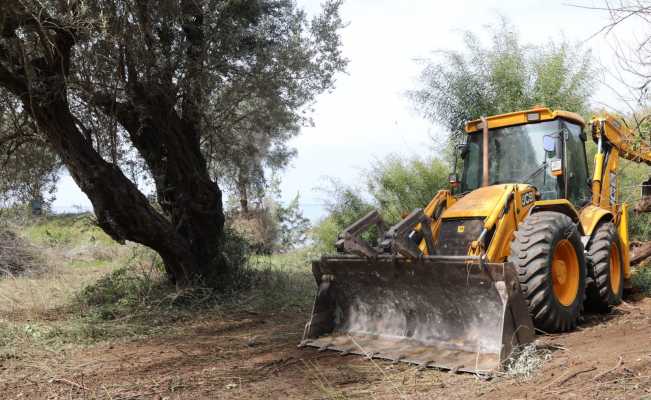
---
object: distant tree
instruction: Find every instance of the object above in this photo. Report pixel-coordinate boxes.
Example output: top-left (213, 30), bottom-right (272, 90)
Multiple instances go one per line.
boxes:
top-left (203, 2), bottom-right (345, 213)
top-left (225, 191), bottom-right (311, 254)
top-left (409, 18), bottom-right (595, 143)
top-left (208, 128), bottom-right (298, 214)
top-left (0, 92), bottom-right (60, 207)
top-left (0, 1), bottom-right (345, 287)
top-left (275, 193), bottom-right (311, 252)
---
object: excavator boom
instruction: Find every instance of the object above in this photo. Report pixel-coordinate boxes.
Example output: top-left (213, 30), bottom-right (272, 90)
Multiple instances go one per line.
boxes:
top-left (592, 114), bottom-right (651, 166)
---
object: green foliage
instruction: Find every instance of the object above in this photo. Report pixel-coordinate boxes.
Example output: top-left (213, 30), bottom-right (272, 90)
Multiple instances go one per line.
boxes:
top-left (632, 267), bottom-right (651, 295)
top-left (311, 216), bottom-right (343, 254)
top-left (409, 17), bottom-right (595, 143)
top-left (205, 0), bottom-right (348, 207)
top-left (619, 159), bottom-right (651, 241)
top-left (367, 155), bottom-right (449, 222)
top-left (313, 155), bottom-right (450, 250)
top-left (245, 249), bottom-right (316, 311)
top-left (0, 95), bottom-right (61, 206)
top-left (22, 214), bottom-right (114, 248)
top-left (69, 245), bottom-right (314, 341)
top-left (313, 179), bottom-right (374, 252)
top-left (76, 263), bottom-right (168, 321)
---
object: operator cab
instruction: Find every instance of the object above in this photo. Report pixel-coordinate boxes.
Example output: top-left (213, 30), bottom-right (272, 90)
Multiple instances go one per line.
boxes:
top-left (460, 108), bottom-right (592, 206)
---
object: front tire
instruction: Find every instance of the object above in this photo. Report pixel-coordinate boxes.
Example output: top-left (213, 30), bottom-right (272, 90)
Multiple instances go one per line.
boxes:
top-left (508, 211), bottom-right (587, 332)
top-left (585, 222), bottom-right (623, 311)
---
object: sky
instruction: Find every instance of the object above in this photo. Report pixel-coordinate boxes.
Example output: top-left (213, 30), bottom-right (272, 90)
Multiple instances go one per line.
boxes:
top-left (52, 0), bottom-right (640, 220)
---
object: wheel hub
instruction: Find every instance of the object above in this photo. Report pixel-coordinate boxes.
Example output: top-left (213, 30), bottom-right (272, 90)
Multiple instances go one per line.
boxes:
top-left (551, 239), bottom-right (580, 306)
top-left (553, 260), bottom-right (567, 285)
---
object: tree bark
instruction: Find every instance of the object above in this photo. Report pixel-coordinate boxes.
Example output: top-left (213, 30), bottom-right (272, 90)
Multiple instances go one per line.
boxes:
top-left (237, 172), bottom-right (249, 214)
top-left (631, 241), bottom-right (651, 266)
top-left (29, 89), bottom-right (226, 287)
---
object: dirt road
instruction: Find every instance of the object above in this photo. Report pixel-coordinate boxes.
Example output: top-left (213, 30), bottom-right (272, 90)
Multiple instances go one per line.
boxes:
top-left (2, 297), bottom-right (650, 399)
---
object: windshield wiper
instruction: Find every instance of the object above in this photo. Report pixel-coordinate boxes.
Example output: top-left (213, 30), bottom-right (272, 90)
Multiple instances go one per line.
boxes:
top-left (518, 161), bottom-right (547, 183)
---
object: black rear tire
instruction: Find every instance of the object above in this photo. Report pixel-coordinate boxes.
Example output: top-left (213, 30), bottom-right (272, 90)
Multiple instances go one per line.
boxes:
top-left (508, 211), bottom-right (587, 332)
top-left (585, 222), bottom-right (623, 311)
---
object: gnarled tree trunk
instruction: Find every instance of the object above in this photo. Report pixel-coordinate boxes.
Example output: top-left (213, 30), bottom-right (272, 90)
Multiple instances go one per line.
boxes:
top-left (25, 79), bottom-right (226, 288)
top-left (0, 2), bottom-right (227, 288)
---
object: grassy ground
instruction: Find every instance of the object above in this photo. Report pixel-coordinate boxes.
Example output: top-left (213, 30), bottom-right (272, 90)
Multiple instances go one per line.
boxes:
top-left (1, 213), bottom-right (650, 354)
top-left (0, 214), bottom-right (650, 399)
top-left (0, 214), bottom-right (316, 358)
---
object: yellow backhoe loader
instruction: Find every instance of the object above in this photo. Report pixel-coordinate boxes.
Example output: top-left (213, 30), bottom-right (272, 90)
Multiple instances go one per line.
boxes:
top-left (300, 107), bottom-right (651, 373)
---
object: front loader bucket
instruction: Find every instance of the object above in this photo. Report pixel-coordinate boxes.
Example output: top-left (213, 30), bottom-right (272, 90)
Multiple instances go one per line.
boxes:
top-left (301, 255), bottom-right (534, 373)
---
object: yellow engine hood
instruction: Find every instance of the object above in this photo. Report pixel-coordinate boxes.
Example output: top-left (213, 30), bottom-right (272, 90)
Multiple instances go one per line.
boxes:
top-left (443, 185), bottom-right (516, 219)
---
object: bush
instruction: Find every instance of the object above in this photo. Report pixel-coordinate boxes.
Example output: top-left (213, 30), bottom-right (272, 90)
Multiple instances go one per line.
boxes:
top-left (0, 228), bottom-right (42, 277)
top-left (366, 155), bottom-right (449, 222)
top-left (312, 155), bottom-right (450, 251)
top-left (312, 179), bottom-right (374, 252)
top-left (72, 227), bottom-right (308, 323)
top-left (620, 158), bottom-right (651, 241)
top-left (226, 194), bottom-right (311, 255)
top-left (632, 267), bottom-right (651, 295)
top-left (74, 249), bottom-right (172, 320)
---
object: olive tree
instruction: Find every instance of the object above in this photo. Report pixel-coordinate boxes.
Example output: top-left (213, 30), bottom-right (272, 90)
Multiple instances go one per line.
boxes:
top-left (0, 0), bottom-right (345, 287)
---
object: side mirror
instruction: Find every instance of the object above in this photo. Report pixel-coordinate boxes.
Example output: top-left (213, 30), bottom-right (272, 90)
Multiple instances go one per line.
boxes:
top-left (448, 173), bottom-right (460, 187)
top-left (543, 135), bottom-right (556, 153)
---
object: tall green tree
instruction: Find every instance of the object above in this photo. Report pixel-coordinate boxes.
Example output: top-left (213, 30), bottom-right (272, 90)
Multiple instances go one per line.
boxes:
top-left (0, 0), bottom-right (345, 287)
top-left (409, 18), bottom-right (595, 142)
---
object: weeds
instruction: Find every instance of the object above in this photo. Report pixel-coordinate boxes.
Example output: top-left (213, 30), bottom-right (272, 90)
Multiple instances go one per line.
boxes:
top-left (73, 246), bottom-right (315, 326)
top-left (0, 213), bottom-right (317, 356)
top-left (22, 213), bottom-right (114, 248)
top-left (632, 266), bottom-right (651, 295)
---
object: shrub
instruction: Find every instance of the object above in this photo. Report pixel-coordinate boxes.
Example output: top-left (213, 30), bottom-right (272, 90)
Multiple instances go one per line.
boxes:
top-left (0, 228), bottom-right (42, 277)
top-left (632, 266), bottom-right (651, 295)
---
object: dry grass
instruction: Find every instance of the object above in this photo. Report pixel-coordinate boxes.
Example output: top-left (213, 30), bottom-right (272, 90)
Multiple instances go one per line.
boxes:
top-left (0, 215), bottom-right (134, 322)
top-left (0, 214), bottom-right (316, 359)
top-left (0, 263), bottom-right (102, 321)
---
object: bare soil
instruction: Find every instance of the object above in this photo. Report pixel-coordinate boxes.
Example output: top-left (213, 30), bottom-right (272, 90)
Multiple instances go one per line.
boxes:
top-left (2, 296), bottom-right (650, 400)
